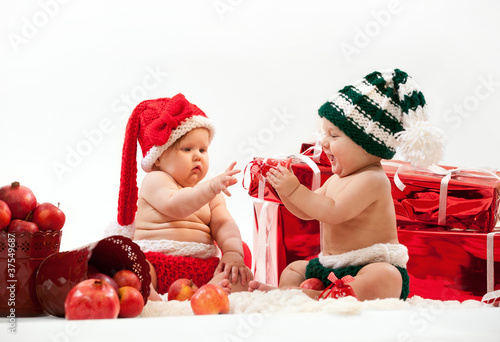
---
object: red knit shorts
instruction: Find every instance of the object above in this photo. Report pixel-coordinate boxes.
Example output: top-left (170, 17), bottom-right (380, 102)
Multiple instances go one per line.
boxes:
top-left (144, 251), bottom-right (220, 295)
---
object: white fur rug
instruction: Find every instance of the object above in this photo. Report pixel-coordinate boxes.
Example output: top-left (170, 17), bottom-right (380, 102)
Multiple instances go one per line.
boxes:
top-left (140, 289), bottom-right (486, 317)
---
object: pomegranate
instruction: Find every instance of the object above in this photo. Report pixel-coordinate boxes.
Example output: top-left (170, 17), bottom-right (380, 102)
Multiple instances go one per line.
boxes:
top-left (0, 182), bottom-right (37, 220)
top-left (0, 200), bottom-right (11, 230)
top-left (64, 279), bottom-right (120, 320)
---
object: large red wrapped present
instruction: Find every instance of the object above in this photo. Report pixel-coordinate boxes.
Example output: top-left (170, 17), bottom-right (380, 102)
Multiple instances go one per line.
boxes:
top-left (398, 227), bottom-right (500, 301)
top-left (253, 201), bottom-right (321, 286)
top-left (245, 143), bottom-right (332, 204)
top-left (383, 160), bottom-right (500, 232)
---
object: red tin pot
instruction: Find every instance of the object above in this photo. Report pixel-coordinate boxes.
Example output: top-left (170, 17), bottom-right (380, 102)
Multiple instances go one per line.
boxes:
top-left (0, 230), bottom-right (62, 317)
top-left (35, 235), bottom-right (150, 317)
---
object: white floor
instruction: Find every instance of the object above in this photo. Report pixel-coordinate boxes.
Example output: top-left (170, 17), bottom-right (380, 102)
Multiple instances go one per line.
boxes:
top-left (3, 306), bottom-right (500, 342)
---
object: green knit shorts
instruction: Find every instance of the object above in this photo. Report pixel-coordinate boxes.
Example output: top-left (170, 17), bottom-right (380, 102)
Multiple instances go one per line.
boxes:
top-left (305, 258), bottom-right (410, 300)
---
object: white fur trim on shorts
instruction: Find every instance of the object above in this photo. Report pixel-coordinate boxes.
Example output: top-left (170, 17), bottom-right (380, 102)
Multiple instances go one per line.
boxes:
top-left (318, 243), bottom-right (409, 269)
top-left (133, 239), bottom-right (220, 259)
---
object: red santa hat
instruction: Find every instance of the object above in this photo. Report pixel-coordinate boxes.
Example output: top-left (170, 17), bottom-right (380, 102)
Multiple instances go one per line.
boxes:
top-left (105, 93), bottom-right (215, 238)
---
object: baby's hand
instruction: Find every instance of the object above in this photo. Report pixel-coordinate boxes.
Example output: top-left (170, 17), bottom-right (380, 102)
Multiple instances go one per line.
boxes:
top-left (267, 166), bottom-right (300, 197)
top-left (210, 161), bottom-right (241, 196)
top-left (215, 251), bottom-right (252, 286)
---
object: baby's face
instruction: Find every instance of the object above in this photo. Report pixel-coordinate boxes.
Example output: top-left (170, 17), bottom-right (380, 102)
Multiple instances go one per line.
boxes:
top-left (155, 128), bottom-right (210, 187)
top-left (320, 118), bottom-right (375, 177)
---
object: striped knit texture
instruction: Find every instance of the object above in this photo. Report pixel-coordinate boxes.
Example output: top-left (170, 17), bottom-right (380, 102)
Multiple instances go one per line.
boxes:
top-left (318, 69), bottom-right (443, 167)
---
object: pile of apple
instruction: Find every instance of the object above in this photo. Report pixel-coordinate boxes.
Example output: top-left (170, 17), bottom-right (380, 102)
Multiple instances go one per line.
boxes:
top-left (0, 181), bottom-right (65, 233)
top-left (65, 268), bottom-right (145, 320)
top-left (167, 278), bottom-right (229, 315)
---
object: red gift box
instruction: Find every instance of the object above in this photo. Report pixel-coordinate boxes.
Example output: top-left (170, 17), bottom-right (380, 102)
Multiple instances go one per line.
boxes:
top-left (398, 227), bottom-right (500, 301)
top-left (383, 160), bottom-right (500, 232)
top-left (245, 143), bottom-right (332, 204)
top-left (253, 201), bottom-right (321, 286)
top-left (249, 143), bottom-right (330, 286)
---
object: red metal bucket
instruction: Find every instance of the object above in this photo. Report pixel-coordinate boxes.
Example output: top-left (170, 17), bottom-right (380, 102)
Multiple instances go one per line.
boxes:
top-left (0, 230), bottom-right (62, 317)
top-left (35, 235), bottom-right (150, 317)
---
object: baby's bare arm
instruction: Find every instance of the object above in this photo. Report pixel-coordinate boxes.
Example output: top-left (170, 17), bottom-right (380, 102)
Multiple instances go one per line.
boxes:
top-left (266, 167), bottom-right (314, 220)
top-left (210, 195), bottom-right (252, 285)
top-left (140, 163), bottom-right (240, 219)
top-left (140, 172), bottom-right (216, 218)
top-left (270, 166), bottom-right (385, 225)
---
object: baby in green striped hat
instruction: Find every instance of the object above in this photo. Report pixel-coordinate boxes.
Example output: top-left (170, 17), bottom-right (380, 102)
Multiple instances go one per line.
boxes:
top-left (247, 69), bottom-right (444, 301)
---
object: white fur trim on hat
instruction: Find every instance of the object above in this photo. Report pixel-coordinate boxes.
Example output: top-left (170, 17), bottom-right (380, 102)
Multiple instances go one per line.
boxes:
top-left (141, 115), bottom-right (215, 172)
top-left (104, 221), bottom-right (136, 239)
top-left (133, 239), bottom-right (220, 259)
top-left (318, 243), bottom-right (409, 269)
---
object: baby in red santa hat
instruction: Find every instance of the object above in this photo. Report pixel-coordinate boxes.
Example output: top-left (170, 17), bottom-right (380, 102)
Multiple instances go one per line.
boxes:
top-left (106, 93), bottom-right (253, 300)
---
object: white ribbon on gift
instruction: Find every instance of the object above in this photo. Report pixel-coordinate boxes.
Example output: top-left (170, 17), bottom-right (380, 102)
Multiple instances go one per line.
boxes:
top-left (254, 152), bottom-right (322, 285)
top-left (385, 161), bottom-right (500, 227)
top-left (487, 231), bottom-right (499, 293)
top-left (300, 142), bottom-right (324, 164)
top-left (482, 231), bottom-right (500, 304)
top-left (254, 201), bottom-right (280, 286)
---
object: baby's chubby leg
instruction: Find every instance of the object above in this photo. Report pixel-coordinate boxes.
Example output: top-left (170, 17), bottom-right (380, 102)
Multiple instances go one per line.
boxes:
top-left (277, 260), bottom-right (326, 299)
top-left (348, 262), bottom-right (402, 300)
top-left (277, 260), bottom-right (308, 289)
top-left (146, 260), bottom-right (163, 301)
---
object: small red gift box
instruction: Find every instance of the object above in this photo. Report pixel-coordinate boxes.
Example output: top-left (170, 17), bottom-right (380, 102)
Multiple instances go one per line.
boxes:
top-left (245, 143), bottom-right (332, 204)
top-left (383, 160), bottom-right (500, 232)
top-left (398, 227), bottom-right (500, 301)
top-left (253, 201), bottom-right (321, 286)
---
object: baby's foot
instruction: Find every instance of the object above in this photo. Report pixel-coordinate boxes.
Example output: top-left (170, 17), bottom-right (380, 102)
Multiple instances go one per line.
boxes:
top-left (248, 280), bottom-right (277, 293)
top-left (219, 278), bottom-right (232, 294)
top-left (148, 286), bottom-right (164, 302)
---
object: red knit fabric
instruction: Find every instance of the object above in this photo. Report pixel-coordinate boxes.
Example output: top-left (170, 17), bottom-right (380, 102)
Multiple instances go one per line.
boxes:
top-left (137, 95), bottom-right (207, 158)
top-left (144, 252), bottom-right (219, 295)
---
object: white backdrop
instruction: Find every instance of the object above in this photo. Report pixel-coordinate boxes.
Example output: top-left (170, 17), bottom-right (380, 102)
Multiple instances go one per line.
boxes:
top-left (1, 0), bottom-right (499, 251)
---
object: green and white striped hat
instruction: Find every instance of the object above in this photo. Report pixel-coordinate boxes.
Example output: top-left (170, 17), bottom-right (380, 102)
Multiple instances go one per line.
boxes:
top-left (318, 69), bottom-right (445, 168)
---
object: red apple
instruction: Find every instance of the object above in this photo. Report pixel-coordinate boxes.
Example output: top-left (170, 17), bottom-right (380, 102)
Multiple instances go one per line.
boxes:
top-left (0, 200), bottom-right (11, 230)
top-left (0, 181), bottom-right (37, 220)
top-left (299, 278), bottom-right (326, 291)
top-left (168, 278), bottom-right (199, 301)
top-left (88, 272), bottom-right (120, 293)
top-left (7, 219), bottom-right (39, 234)
top-left (117, 286), bottom-right (145, 318)
top-left (190, 284), bottom-right (229, 315)
top-left (113, 270), bottom-right (141, 291)
top-left (30, 202), bottom-right (65, 231)
top-left (64, 279), bottom-right (120, 320)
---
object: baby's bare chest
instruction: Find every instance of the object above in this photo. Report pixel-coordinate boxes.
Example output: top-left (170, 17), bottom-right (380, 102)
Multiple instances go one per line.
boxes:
top-left (192, 203), bottom-right (211, 224)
